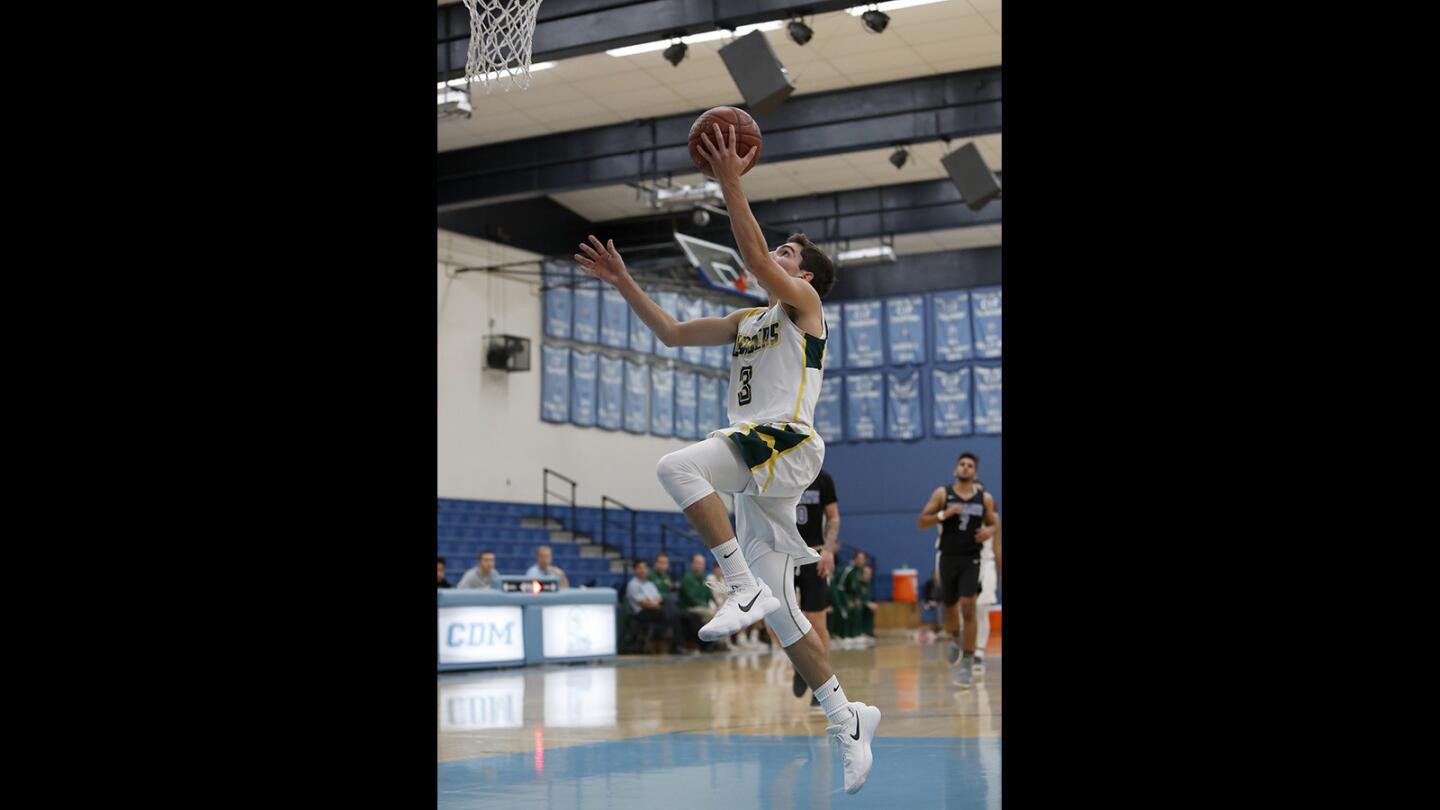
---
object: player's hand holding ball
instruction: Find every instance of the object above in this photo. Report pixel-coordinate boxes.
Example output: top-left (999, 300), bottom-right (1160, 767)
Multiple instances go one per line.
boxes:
top-left (696, 123), bottom-right (758, 183)
top-left (574, 234), bottom-right (628, 287)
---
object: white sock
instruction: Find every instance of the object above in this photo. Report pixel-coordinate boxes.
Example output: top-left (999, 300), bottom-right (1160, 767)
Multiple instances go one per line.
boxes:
top-left (816, 675), bottom-right (851, 725)
top-left (711, 538), bottom-right (756, 588)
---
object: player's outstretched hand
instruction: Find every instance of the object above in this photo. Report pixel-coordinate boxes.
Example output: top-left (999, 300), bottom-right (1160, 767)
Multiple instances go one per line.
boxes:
top-left (575, 235), bottom-right (628, 286)
top-left (697, 123), bottom-right (757, 183)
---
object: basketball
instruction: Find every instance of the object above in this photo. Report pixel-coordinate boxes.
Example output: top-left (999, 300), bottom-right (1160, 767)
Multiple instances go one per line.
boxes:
top-left (688, 106), bottom-right (762, 177)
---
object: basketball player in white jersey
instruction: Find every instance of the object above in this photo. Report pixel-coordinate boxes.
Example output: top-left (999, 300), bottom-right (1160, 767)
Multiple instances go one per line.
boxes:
top-left (971, 482), bottom-right (1001, 674)
top-left (574, 122), bottom-right (881, 795)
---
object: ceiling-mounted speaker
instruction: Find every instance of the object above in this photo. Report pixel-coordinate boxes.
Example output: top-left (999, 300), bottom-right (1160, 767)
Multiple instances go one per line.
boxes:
top-left (484, 335), bottom-right (531, 372)
top-left (718, 31), bottom-right (796, 115)
top-left (941, 142), bottom-right (1002, 211)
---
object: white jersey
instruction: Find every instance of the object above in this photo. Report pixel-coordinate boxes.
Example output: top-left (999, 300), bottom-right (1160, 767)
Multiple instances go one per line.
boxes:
top-left (725, 303), bottom-right (827, 428)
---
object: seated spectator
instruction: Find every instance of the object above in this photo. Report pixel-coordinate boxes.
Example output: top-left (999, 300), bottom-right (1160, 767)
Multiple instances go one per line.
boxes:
top-left (437, 556), bottom-right (452, 588)
top-left (648, 552), bottom-right (674, 598)
top-left (626, 560), bottom-right (669, 651)
top-left (678, 554), bottom-right (714, 624)
top-left (524, 545), bottom-right (569, 589)
top-left (458, 551), bottom-right (502, 589)
top-left (856, 564), bottom-right (878, 644)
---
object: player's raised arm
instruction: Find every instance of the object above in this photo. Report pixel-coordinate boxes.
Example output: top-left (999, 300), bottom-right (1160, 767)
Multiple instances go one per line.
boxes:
top-left (696, 124), bottom-right (822, 316)
top-left (575, 234), bottom-right (740, 346)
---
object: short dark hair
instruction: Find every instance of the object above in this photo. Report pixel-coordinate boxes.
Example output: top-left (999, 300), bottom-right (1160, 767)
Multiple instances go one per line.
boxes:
top-left (437, 556), bottom-right (446, 566)
top-left (958, 452), bottom-right (978, 465)
top-left (786, 233), bottom-right (836, 299)
top-left (633, 559), bottom-right (648, 571)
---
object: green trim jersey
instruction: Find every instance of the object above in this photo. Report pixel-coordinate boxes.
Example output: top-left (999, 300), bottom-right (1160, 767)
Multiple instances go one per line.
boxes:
top-left (726, 303), bottom-right (827, 428)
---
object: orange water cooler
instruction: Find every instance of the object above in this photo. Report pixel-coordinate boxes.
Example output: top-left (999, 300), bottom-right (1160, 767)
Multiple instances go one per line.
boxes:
top-left (891, 567), bottom-right (918, 603)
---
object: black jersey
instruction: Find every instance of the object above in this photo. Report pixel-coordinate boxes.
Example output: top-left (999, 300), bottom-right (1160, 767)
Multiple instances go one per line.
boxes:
top-left (796, 470), bottom-right (837, 549)
top-left (936, 484), bottom-right (986, 557)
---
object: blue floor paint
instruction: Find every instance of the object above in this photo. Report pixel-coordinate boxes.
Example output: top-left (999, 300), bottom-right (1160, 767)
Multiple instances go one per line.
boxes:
top-left (439, 733), bottom-right (1000, 809)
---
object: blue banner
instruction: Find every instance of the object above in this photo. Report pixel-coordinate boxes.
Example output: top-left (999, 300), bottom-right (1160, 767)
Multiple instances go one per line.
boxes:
top-left (650, 364), bottom-right (674, 437)
top-left (822, 302), bottom-right (843, 370)
top-left (653, 291), bottom-right (678, 359)
top-left (886, 369), bottom-right (923, 440)
top-left (842, 301), bottom-right (883, 368)
top-left (973, 364), bottom-right (1002, 434)
top-left (624, 359), bottom-right (649, 434)
top-left (601, 289), bottom-right (629, 349)
top-left (570, 349), bottom-right (597, 427)
top-left (543, 262), bottom-right (572, 340)
top-left (931, 366), bottom-right (972, 437)
top-left (704, 299), bottom-right (730, 369)
top-left (845, 372), bottom-right (884, 440)
top-left (679, 296), bottom-right (706, 366)
top-left (814, 374), bottom-right (844, 442)
top-left (697, 374), bottom-right (722, 434)
top-left (885, 295), bottom-right (926, 365)
top-left (971, 287), bottom-right (1002, 358)
top-left (628, 300), bottom-right (654, 355)
top-left (572, 282), bottom-right (600, 345)
top-left (931, 290), bottom-right (972, 362)
top-left (541, 344), bottom-right (569, 423)
top-left (673, 370), bottom-right (698, 440)
top-left (597, 354), bottom-right (624, 431)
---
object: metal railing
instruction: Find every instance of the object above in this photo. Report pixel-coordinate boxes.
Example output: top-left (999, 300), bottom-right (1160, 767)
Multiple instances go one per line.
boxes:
top-left (542, 468), bottom-right (577, 534)
top-left (600, 495), bottom-right (637, 562)
top-left (659, 523), bottom-right (706, 555)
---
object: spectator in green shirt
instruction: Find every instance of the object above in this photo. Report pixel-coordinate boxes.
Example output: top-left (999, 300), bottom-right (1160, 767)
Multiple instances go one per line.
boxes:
top-left (678, 553), bottom-right (716, 626)
top-left (648, 552), bottom-right (674, 597)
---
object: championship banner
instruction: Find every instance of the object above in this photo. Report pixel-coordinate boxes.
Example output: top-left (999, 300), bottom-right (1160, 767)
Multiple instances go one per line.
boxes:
top-left (541, 344), bottom-right (569, 423)
top-left (624, 358), bottom-right (649, 434)
top-left (704, 299), bottom-right (730, 369)
top-left (543, 261), bottom-right (572, 340)
top-left (572, 282), bottom-right (600, 345)
top-left (842, 300), bottom-right (883, 368)
top-left (885, 295), bottom-right (926, 365)
top-left (845, 372), bottom-right (884, 440)
top-left (697, 374), bottom-right (722, 435)
top-left (973, 364), bottom-right (1002, 434)
top-left (679, 295), bottom-right (706, 366)
top-left (570, 349), bottom-right (597, 427)
top-left (822, 302), bottom-right (844, 370)
top-left (931, 290), bottom-right (971, 362)
top-left (653, 291), bottom-right (679, 359)
top-left (971, 287), bottom-right (1002, 358)
top-left (673, 370), bottom-right (698, 440)
top-left (628, 297), bottom-right (654, 354)
top-left (931, 366), bottom-right (972, 437)
top-left (600, 288), bottom-right (629, 349)
top-left (597, 354), bottom-right (624, 431)
top-left (886, 369), bottom-right (923, 440)
top-left (814, 374), bottom-right (844, 442)
top-left (650, 363), bottom-right (674, 437)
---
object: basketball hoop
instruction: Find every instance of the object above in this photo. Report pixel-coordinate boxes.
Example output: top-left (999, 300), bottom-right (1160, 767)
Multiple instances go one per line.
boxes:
top-left (461, 0), bottom-right (545, 93)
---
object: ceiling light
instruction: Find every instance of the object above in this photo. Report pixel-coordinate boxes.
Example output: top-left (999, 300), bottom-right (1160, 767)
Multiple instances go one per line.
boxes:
top-left (787, 19), bottom-right (814, 46)
top-left (605, 21), bottom-right (784, 58)
top-left (836, 245), bottom-right (897, 265)
top-left (889, 146), bottom-right (909, 169)
top-left (861, 10), bottom-right (890, 33)
top-left (847, 0), bottom-right (952, 15)
top-left (663, 41), bottom-right (689, 66)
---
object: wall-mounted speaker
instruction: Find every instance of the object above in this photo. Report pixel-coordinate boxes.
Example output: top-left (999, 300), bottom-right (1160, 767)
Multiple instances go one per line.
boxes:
top-left (484, 335), bottom-right (531, 372)
top-left (942, 142), bottom-right (1002, 211)
top-left (718, 31), bottom-right (796, 115)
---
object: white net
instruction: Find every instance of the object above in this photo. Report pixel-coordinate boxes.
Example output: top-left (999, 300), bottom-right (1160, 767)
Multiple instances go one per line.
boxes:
top-left (462, 0), bottom-right (545, 93)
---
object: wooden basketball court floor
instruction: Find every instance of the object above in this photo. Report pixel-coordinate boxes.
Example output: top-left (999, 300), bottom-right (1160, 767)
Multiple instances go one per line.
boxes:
top-left (438, 633), bottom-right (1001, 808)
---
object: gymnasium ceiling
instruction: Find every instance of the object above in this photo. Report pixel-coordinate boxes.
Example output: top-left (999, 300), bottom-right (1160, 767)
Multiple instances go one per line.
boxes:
top-left (436, 0), bottom-right (1002, 268)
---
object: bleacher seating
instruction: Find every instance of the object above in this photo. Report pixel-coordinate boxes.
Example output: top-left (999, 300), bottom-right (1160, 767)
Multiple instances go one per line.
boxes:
top-left (437, 498), bottom-right (705, 588)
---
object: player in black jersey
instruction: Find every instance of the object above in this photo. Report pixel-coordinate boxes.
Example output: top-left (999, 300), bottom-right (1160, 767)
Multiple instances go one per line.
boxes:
top-left (792, 469), bottom-right (840, 704)
top-left (917, 452), bottom-right (998, 687)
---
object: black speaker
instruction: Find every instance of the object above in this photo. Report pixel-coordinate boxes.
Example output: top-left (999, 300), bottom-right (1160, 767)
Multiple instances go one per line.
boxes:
top-left (484, 335), bottom-right (531, 372)
top-left (718, 31), bottom-right (796, 115)
top-left (941, 142), bottom-right (1002, 211)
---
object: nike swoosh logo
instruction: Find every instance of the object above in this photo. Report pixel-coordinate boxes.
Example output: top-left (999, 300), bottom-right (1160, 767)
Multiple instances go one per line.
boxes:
top-left (833, 684), bottom-right (840, 693)
top-left (723, 550), bottom-right (736, 558)
top-left (850, 708), bottom-right (861, 741)
top-left (738, 591), bottom-right (761, 611)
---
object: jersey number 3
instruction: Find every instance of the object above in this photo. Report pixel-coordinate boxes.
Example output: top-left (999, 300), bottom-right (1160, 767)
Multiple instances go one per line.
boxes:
top-left (738, 365), bottom-right (753, 406)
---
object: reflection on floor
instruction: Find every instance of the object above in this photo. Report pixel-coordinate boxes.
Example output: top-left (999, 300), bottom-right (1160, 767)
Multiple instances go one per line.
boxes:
top-left (438, 634), bottom-right (1000, 809)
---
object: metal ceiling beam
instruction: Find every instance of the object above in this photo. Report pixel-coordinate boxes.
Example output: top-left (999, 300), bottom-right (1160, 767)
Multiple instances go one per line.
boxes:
top-left (437, 68), bottom-right (1001, 210)
top-left (439, 0), bottom-right (862, 80)
top-left (437, 176), bottom-right (1000, 258)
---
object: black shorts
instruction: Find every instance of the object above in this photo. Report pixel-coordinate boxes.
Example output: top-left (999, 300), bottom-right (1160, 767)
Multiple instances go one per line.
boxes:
top-left (938, 553), bottom-right (983, 605)
top-left (794, 554), bottom-right (831, 613)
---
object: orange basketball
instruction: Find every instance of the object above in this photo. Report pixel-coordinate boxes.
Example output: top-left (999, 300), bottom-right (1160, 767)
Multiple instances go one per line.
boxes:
top-left (688, 106), bottom-right (762, 177)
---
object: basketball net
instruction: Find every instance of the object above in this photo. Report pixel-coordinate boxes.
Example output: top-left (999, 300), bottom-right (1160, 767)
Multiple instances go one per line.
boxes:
top-left (462, 0), bottom-right (545, 93)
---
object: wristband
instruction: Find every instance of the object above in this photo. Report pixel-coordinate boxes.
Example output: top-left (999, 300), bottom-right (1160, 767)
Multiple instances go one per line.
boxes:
top-left (936, 510), bottom-right (945, 523)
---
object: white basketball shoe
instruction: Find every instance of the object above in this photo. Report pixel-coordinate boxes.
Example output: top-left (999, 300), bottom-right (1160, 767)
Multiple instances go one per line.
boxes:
top-left (700, 578), bottom-right (781, 642)
top-left (826, 701), bottom-right (882, 794)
